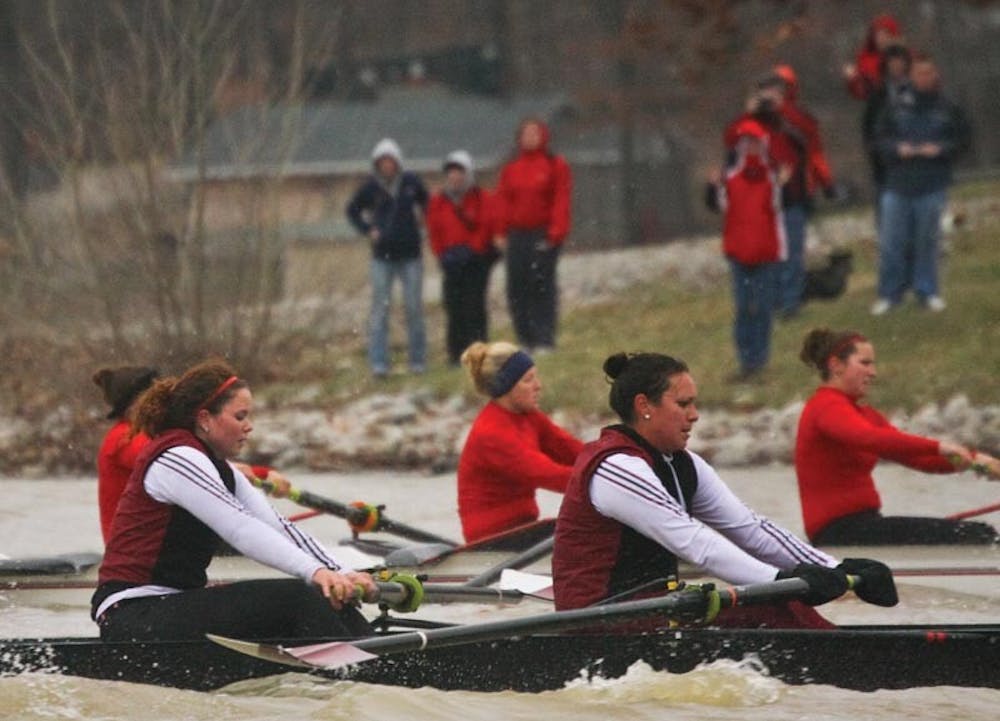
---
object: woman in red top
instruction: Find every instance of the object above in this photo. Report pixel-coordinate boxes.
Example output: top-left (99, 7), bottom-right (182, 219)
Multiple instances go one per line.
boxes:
top-left (426, 150), bottom-right (498, 366)
top-left (494, 118), bottom-right (572, 352)
top-left (457, 341), bottom-right (583, 543)
top-left (795, 328), bottom-right (999, 545)
top-left (93, 366), bottom-right (161, 544)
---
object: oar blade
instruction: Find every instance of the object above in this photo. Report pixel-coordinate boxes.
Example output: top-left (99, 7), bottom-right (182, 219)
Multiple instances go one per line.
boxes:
top-left (286, 640), bottom-right (378, 668)
top-left (500, 569), bottom-right (554, 600)
top-left (206, 634), bottom-right (315, 669)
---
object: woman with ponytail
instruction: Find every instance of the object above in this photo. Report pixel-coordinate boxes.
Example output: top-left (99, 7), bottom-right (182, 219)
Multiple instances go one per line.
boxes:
top-left (92, 358), bottom-right (376, 642)
top-left (456, 341), bottom-right (583, 543)
top-left (795, 328), bottom-right (998, 545)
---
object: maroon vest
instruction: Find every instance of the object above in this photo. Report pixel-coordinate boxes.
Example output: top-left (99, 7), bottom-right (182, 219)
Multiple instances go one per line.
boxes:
top-left (91, 429), bottom-right (236, 617)
top-left (552, 425), bottom-right (697, 610)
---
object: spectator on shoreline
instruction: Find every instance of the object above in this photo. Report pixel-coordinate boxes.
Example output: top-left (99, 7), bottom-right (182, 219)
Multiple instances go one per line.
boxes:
top-left (427, 150), bottom-right (499, 366)
top-left (862, 43), bottom-right (914, 203)
top-left (773, 63), bottom-right (840, 318)
top-left (457, 341), bottom-right (583, 543)
top-left (347, 138), bottom-right (429, 378)
top-left (843, 13), bottom-right (903, 101)
top-left (494, 118), bottom-right (572, 354)
top-left (708, 118), bottom-right (788, 382)
top-left (870, 55), bottom-right (971, 315)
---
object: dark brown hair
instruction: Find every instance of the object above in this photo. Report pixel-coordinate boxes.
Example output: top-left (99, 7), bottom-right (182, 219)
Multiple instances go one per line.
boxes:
top-left (132, 358), bottom-right (247, 437)
top-left (799, 328), bottom-right (868, 380)
top-left (604, 352), bottom-right (689, 424)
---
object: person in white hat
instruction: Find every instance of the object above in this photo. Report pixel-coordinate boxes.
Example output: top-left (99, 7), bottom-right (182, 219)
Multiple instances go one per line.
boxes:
top-left (346, 138), bottom-right (429, 378)
top-left (426, 150), bottom-right (500, 365)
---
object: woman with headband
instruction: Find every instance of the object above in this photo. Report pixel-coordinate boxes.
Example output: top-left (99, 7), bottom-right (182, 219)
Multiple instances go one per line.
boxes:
top-left (457, 342), bottom-right (583, 543)
top-left (796, 328), bottom-right (1000, 545)
top-left (91, 359), bottom-right (377, 642)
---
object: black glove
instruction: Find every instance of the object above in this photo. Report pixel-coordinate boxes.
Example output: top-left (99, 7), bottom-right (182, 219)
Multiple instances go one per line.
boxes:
top-left (776, 563), bottom-right (849, 606)
top-left (838, 558), bottom-right (899, 607)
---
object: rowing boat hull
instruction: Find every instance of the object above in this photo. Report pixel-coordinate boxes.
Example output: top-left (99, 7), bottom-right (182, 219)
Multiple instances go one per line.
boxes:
top-left (3, 625), bottom-right (998, 693)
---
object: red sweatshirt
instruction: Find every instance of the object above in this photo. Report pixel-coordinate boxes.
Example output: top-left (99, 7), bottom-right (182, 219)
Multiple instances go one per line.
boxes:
top-left (718, 141), bottom-right (786, 266)
top-left (426, 187), bottom-right (496, 258)
top-left (846, 14), bottom-right (902, 100)
top-left (495, 123), bottom-right (572, 244)
top-left (457, 401), bottom-right (583, 543)
top-left (795, 387), bottom-right (954, 540)
top-left (97, 422), bottom-right (150, 544)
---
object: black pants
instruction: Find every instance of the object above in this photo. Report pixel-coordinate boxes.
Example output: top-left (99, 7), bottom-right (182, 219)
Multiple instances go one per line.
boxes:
top-left (505, 229), bottom-right (560, 349)
top-left (442, 254), bottom-right (493, 364)
top-left (97, 579), bottom-right (372, 641)
top-left (811, 510), bottom-right (998, 546)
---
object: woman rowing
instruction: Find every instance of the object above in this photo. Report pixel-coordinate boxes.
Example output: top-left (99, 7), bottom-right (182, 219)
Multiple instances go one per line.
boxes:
top-left (91, 359), bottom-right (377, 641)
top-left (457, 341), bottom-right (583, 543)
top-left (93, 364), bottom-right (291, 546)
top-left (552, 352), bottom-right (897, 627)
top-left (795, 328), bottom-right (1000, 545)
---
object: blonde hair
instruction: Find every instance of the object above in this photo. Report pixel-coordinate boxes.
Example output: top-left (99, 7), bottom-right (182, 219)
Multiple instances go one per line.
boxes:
top-left (460, 341), bottom-right (521, 396)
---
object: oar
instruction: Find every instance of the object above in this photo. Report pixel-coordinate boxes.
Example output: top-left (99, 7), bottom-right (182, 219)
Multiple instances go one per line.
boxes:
top-left (251, 477), bottom-right (457, 546)
top-left (947, 501), bottom-right (1000, 521)
top-left (372, 575), bottom-right (528, 612)
top-left (462, 536), bottom-right (555, 588)
top-left (208, 576), bottom-right (833, 670)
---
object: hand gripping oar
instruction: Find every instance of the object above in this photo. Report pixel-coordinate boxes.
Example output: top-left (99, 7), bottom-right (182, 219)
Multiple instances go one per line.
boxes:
top-left (251, 477), bottom-right (457, 546)
top-left (208, 576), bottom-right (850, 671)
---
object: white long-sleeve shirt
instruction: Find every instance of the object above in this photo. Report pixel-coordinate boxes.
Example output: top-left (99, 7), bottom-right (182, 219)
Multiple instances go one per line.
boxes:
top-left (590, 450), bottom-right (835, 585)
top-left (95, 446), bottom-right (348, 619)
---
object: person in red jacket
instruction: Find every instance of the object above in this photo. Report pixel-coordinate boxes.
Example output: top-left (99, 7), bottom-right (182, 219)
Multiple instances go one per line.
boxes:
top-left (457, 341), bottom-right (583, 543)
top-left (494, 118), bottom-right (572, 353)
top-left (426, 150), bottom-right (499, 366)
top-left (707, 118), bottom-right (787, 382)
top-left (93, 366), bottom-right (160, 544)
top-left (843, 13), bottom-right (903, 101)
top-left (93, 365), bottom-right (290, 545)
top-left (795, 327), bottom-right (999, 545)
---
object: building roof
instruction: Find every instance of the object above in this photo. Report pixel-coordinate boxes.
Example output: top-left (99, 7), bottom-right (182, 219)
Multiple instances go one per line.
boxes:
top-left (168, 85), bottom-right (576, 181)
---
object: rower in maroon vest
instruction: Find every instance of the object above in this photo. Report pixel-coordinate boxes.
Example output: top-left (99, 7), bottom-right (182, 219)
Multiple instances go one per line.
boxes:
top-left (552, 352), bottom-right (899, 628)
top-left (92, 359), bottom-right (377, 642)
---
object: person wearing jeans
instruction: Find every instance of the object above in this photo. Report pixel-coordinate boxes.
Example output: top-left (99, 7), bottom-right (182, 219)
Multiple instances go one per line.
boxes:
top-left (876, 187), bottom-right (947, 307)
top-left (707, 119), bottom-right (787, 382)
top-left (346, 138), bottom-right (429, 376)
top-left (870, 55), bottom-right (970, 315)
top-left (367, 257), bottom-right (426, 375)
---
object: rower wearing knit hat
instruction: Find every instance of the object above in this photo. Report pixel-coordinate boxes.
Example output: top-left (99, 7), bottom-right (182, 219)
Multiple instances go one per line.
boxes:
top-left (456, 341), bottom-right (583, 543)
top-left (93, 365), bottom-right (160, 542)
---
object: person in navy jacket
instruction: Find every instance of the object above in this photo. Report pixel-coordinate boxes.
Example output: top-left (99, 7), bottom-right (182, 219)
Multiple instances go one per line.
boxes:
top-left (347, 138), bottom-right (429, 377)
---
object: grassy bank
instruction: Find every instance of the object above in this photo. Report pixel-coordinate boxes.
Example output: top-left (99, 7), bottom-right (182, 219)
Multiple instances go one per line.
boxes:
top-left (328, 180), bottom-right (999, 418)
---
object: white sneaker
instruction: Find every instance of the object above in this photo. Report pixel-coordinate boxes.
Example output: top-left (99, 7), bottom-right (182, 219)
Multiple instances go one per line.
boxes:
top-left (870, 299), bottom-right (893, 316)
top-left (925, 296), bottom-right (946, 312)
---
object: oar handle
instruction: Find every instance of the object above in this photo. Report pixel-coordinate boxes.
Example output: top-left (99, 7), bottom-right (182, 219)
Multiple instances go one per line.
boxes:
top-left (251, 476), bottom-right (457, 546)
